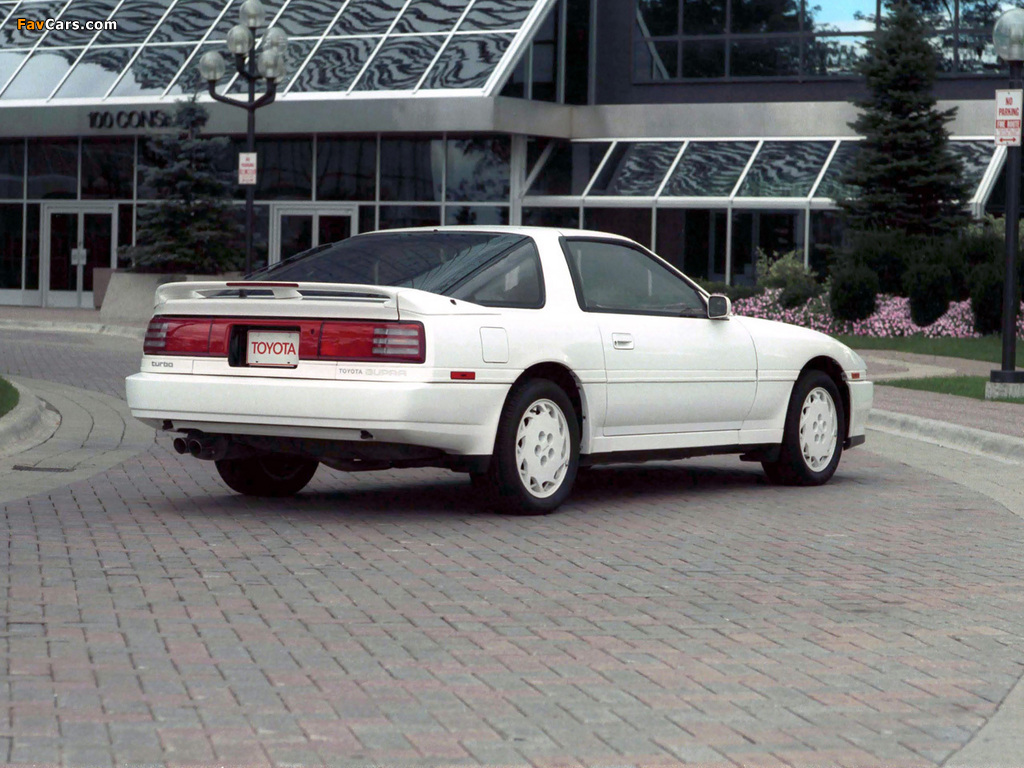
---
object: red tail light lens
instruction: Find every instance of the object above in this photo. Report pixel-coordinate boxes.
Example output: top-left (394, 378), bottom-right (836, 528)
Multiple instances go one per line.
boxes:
top-left (144, 317), bottom-right (213, 356)
top-left (319, 321), bottom-right (425, 363)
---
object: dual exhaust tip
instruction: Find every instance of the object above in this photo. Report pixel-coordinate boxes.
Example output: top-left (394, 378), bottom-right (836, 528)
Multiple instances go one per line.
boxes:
top-left (172, 434), bottom-right (227, 461)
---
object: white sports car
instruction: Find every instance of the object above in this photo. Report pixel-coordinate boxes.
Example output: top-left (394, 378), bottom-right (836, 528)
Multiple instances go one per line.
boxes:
top-left (126, 226), bottom-right (872, 514)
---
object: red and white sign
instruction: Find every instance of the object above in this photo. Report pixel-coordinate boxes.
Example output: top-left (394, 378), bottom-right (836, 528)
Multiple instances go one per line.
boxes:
top-left (996, 89), bottom-right (1023, 146)
top-left (247, 331), bottom-right (299, 367)
top-left (238, 152), bottom-right (258, 185)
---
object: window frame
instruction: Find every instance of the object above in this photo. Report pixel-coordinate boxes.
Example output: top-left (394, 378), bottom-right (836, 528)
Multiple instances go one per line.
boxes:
top-left (559, 235), bottom-right (709, 317)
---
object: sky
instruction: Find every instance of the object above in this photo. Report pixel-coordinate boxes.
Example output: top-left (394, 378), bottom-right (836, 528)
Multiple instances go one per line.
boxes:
top-left (807, 0), bottom-right (878, 33)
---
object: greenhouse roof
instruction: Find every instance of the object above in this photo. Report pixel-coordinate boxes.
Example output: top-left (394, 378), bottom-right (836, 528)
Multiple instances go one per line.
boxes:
top-left (0, 0), bottom-right (555, 103)
top-left (524, 137), bottom-right (1002, 213)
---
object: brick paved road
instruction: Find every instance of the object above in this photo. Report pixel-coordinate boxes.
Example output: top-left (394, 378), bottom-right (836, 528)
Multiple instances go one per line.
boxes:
top-left (2, 328), bottom-right (1023, 767)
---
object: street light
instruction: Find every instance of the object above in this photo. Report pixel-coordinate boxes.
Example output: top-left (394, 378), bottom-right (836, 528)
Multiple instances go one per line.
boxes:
top-left (991, 9), bottom-right (1024, 395)
top-left (198, 0), bottom-right (288, 275)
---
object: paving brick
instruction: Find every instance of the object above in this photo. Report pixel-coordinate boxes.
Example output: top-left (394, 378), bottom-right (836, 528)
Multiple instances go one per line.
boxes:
top-left (4, 327), bottom-right (1024, 767)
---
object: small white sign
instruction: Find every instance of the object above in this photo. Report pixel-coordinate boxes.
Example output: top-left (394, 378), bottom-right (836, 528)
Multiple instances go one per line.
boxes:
top-left (238, 152), bottom-right (258, 185)
top-left (996, 89), bottom-right (1023, 146)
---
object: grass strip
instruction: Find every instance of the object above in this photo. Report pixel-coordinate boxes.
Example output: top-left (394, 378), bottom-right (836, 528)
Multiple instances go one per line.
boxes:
top-left (0, 376), bottom-right (18, 419)
top-left (880, 374), bottom-right (1024, 404)
top-left (834, 334), bottom-right (1022, 365)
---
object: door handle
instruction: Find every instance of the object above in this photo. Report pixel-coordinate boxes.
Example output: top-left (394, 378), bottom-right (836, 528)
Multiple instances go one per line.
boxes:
top-left (611, 333), bottom-right (634, 350)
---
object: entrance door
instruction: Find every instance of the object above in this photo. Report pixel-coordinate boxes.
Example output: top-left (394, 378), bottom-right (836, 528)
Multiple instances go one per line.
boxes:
top-left (270, 205), bottom-right (358, 265)
top-left (42, 204), bottom-right (116, 308)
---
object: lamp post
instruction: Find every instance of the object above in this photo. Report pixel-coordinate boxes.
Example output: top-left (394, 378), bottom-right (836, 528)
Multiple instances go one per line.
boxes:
top-left (991, 9), bottom-right (1024, 394)
top-left (198, 0), bottom-right (288, 276)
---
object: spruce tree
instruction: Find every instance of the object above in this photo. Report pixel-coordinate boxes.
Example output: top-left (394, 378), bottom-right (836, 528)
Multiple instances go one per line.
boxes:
top-left (122, 99), bottom-right (244, 273)
top-left (838, 0), bottom-right (969, 237)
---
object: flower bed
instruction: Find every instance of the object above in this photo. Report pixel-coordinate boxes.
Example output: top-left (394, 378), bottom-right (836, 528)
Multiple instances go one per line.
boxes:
top-left (731, 289), bottom-right (1024, 339)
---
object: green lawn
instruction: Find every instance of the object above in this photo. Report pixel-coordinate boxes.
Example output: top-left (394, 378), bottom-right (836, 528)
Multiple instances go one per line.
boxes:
top-left (0, 376), bottom-right (18, 419)
top-left (880, 375), bottom-right (1024, 404)
top-left (834, 334), bottom-right (1023, 366)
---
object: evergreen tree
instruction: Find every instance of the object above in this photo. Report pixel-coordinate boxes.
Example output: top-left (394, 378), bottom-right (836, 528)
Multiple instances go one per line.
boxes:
top-left (838, 0), bottom-right (969, 237)
top-left (122, 99), bottom-right (243, 273)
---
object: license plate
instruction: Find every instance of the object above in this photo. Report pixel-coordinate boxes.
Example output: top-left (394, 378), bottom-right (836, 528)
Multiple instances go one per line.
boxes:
top-left (247, 330), bottom-right (300, 367)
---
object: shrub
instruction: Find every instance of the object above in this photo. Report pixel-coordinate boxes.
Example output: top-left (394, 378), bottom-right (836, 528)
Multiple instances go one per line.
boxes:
top-left (970, 262), bottom-right (1006, 335)
top-left (829, 260), bottom-right (879, 322)
top-left (755, 249), bottom-right (822, 309)
top-left (904, 261), bottom-right (951, 327)
top-left (843, 231), bottom-right (912, 295)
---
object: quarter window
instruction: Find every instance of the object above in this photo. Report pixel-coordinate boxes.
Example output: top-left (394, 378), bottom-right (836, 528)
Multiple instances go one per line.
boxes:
top-left (562, 239), bottom-right (706, 316)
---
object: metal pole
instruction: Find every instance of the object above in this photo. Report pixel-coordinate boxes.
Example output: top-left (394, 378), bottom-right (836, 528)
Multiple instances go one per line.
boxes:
top-left (245, 32), bottom-right (257, 276)
top-left (999, 59), bottom-right (1023, 378)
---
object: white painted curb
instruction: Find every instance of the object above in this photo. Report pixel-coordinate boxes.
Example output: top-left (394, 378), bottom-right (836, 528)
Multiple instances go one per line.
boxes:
top-left (869, 409), bottom-right (1024, 464)
top-left (0, 380), bottom-right (46, 453)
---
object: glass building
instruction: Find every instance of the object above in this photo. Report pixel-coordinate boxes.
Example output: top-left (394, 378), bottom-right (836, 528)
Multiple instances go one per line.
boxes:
top-left (0, 0), bottom-right (1014, 306)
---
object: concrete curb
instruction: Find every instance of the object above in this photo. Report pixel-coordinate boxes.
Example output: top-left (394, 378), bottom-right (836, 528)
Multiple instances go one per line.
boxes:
top-left (869, 408), bottom-right (1024, 464)
top-left (0, 379), bottom-right (46, 452)
top-left (0, 319), bottom-right (145, 340)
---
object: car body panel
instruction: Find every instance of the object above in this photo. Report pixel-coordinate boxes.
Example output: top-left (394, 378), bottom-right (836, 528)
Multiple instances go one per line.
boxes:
top-left (125, 225), bottom-right (872, 475)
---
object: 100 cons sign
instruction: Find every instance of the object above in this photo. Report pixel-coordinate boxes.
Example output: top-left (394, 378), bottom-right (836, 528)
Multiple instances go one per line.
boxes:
top-left (88, 110), bottom-right (172, 130)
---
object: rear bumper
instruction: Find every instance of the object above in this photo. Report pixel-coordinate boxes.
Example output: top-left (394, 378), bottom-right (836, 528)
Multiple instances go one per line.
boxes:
top-left (126, 372), bottom-right (509, 456)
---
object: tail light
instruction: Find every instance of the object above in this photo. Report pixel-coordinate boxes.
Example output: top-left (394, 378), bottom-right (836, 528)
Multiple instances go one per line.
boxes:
top-left (144, 317), bottom-right (213, 355)
top-left (144, 317), bottom-right (425, 363)
top-left (319, 322), bottom-right (425, 363)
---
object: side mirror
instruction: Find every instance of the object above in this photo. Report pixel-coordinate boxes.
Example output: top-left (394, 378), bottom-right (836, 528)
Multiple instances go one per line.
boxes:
top-left (707, 293), bottom-right (731, 320)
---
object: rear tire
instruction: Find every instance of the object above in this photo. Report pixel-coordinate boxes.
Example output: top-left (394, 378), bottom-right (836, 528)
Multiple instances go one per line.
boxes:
top-left (762, 370), bottom-right (845, 486)
top-left (484, 379), bottom-right (580, 515)
top-left (215, 453), bottom-right (319, 497)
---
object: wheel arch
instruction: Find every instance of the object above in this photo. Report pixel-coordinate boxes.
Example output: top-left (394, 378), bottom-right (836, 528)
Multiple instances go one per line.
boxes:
top-left (509, 362), bottom-right (586, 436)
top-left (799, 356), bottom-right (850, 438)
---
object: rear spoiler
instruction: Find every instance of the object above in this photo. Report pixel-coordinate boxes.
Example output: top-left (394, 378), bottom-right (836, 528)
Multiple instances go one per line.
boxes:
top-left (154, 281), bottom-right (401, 306)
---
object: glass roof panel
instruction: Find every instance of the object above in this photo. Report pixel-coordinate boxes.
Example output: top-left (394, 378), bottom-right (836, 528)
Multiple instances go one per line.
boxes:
top-left (96, 0), bottom-right (172, 43)
top-left (737, 140), bottom-right (835, 197)
top-left (228, 38), bottom-right (315, 93)
top-left (460, 0), bottom-right (535, 31)
top-left (663, 141), bottom-right (758, 197)
top-left (420, 32), bottom-right (513, 90)
top-left (1, 0), bottom-right (68, 46)
top-left (331, 0), bottom-right (406, 36)
top-left (948, 140), bottom-right (996, 194)
top-left (1, 48), bottom-right (80, 100)
top-left (109, 44), bottom-right (197, 97)
top-left (39, 0), bottom-right (119, 46)
top-left (813, 141), bottom-right (858, 200)
top-left (150, 0), bottom-right (225, 43)
top-left (272, 0), bottom-right (341, 37)
top-left (0, 50), bottom-right (28, 89)
top-left (393, 0), bottom-right (467, 34)
top-left (352, 35), bottom-right (443, 91)
top-left (528, 140), bottom-right (610, 196)
top-left (588, 141), bottom-right (683, 197)
top-left (289, 37), bottom-right (378, 92)
top-left (53, 45), bottom-right (135, 98)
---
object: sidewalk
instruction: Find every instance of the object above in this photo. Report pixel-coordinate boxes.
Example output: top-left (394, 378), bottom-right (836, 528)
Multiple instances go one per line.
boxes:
top-left (2, 305), bottom-right (1024, 454)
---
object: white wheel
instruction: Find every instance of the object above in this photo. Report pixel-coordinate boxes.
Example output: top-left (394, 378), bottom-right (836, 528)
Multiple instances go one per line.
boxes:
top-left (515, 398), bottom-right (571, 499)
top-left (799, 386), bottom-right (838, 472)
top-left (486, 379), bottom-right (580, 514)
top-left (762, 370), bottom-right (845, 486)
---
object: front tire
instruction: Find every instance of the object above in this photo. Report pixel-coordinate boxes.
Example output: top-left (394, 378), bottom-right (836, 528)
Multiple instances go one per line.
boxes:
top-left (215, 453), bottom-right (319, 497)
top-left (762, 370), bottom-right (845, 486)
top-left (485, 379), bottom-right (580, 514)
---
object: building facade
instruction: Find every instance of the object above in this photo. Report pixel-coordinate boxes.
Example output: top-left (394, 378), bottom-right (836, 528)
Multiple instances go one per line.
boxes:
top-left (0, 0), bottom-right (1015, 307)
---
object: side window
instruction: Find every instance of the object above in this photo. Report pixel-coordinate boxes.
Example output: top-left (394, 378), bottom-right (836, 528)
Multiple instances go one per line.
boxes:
top-left (563, 239), bottom-right (706, 316)
top-left (446, 240), bottom-right (544, 308)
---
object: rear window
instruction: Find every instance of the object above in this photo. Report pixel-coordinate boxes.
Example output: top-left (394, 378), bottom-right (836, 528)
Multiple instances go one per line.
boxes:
top-left (254, 232), bottom-right (544, 309)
